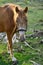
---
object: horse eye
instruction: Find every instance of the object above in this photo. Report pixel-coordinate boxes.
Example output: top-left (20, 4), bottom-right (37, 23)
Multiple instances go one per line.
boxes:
top-left (17, 21), bottom-right (19, 23)
top-left (16, 19), bottom-right (19, 23)
top-left (25, 19), bottom-right (27, 22)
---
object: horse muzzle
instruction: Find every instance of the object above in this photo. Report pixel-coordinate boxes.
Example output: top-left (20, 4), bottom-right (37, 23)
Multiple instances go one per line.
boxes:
top-left (19, 30), bottom-right (26, 42)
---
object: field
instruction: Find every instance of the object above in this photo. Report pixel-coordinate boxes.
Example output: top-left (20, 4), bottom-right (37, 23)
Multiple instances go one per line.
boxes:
top-left (0, 0), bottom-right (43, 65)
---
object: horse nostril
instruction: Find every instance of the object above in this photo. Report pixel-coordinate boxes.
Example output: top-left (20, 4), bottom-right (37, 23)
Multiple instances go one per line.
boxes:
top-left (20, 37), bottom-right (25, 42)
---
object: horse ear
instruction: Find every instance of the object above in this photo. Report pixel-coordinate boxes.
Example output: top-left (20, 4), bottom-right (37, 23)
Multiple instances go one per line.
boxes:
top-left (24, 7), bottom-right (28, 13)
top-left (16, 7), bottom-right (19, 13)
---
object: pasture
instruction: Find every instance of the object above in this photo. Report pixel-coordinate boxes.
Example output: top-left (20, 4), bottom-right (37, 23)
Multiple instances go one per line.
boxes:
top-left (0, 0), bottom-right (43, 65)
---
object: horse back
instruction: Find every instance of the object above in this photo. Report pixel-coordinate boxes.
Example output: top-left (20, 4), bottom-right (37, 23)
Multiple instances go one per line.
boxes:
top-left (0, 4), bottom-right (15, 33)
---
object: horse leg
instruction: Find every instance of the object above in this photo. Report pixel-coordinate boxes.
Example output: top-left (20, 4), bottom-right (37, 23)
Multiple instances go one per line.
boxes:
top-left (7, 42), bottom-right (11, 54)
top-left (7, 34), bottom-right (17, 62)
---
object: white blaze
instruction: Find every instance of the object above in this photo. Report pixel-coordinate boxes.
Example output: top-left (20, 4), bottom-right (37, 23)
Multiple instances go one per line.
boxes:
top-left (19, 31), bottom-right (25, 36)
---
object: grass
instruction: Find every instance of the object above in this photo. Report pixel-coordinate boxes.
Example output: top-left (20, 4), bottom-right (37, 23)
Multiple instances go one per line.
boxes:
top-left (0, 40), bottom-right (43, 65)
top-left (0, 0), bottom-right (43, 65)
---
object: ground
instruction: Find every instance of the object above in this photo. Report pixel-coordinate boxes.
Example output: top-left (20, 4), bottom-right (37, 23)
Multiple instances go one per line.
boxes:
top-left (0, 0), bottom-right (43, 65)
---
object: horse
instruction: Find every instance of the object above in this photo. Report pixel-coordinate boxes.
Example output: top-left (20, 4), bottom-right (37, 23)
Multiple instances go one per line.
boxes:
top-left (0, 3), bottom-right (28, 64)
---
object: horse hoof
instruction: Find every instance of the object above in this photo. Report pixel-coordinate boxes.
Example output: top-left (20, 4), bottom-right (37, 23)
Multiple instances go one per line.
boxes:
top-left (12, 60), bottom-right (18, 65)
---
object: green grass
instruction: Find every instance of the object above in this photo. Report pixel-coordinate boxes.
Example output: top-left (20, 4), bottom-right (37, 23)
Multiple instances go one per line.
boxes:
top-left (0, 39), bottom-right (43, 65)
top-left (0, 0), bottom-right (43, 65)
top-left (27, 6), bottom-right (43, 34)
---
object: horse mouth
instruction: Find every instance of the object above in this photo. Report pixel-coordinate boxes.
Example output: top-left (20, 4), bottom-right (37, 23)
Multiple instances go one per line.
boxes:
top-left (17, 32), bottom-right (26, 42)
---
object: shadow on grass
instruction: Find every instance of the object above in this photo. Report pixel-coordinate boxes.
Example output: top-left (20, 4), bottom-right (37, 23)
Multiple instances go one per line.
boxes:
top-left (0, 51), bottom-right (33, 65)
top-left (0, 52), bottom-right (12, 65)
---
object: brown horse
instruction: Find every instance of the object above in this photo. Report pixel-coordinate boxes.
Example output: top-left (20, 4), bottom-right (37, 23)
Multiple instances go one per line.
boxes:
top-left (0, 3), bottom-right (28, 63)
